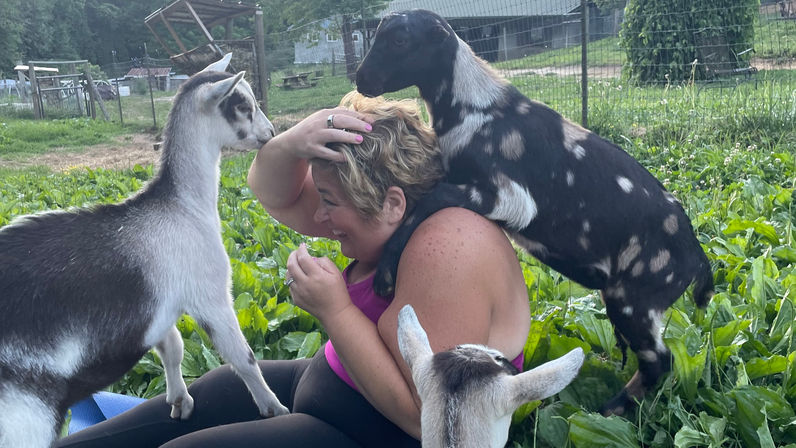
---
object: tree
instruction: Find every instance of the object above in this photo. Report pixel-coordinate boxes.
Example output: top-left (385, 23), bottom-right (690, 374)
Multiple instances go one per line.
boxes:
top-left (620, 0), bottom-right (757, 83)
top-left (0, 0), bottom-right (23, 76)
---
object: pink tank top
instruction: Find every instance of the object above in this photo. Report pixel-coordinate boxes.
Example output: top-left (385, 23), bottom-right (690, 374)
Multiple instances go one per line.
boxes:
top-left (325, 265), bottom-right (524, 390)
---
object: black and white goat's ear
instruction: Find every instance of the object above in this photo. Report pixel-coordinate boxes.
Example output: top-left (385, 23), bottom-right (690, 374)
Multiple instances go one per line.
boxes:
top-left (206, 71), bottom-right (246, 105)
top-left (201, 52), bottom-right (233, 73)
top-left (503, 347), bottom-right (584, 413)
top-left (397, 305), bottom-right (433, 372)
top-left (429, 20), bottom-right (450, 41)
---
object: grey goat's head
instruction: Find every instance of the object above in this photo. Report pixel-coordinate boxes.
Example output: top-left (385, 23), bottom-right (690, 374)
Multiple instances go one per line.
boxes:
top-left (398, 305), bottom-right (584, 448)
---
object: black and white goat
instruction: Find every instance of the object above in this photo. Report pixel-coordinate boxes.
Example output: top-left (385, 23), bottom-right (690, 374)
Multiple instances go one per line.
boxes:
top-left (0, 54), bottom-right (288, 448)
top-left (356, 10), bottom-right (714, 415)
top-left (398, 305), bottom-right (583, 448)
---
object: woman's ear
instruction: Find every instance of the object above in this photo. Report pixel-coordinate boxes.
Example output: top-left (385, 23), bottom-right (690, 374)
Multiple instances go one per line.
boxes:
top-left (382, 186), bottom-right (407, 225)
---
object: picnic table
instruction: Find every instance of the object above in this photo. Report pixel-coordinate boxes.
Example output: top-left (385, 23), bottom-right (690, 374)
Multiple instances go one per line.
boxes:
top-left (281, 72), bottom-right (316, 89)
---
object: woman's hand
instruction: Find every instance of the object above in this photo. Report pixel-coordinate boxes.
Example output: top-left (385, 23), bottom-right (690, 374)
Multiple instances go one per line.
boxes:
top-left (286, 243), bottom-right (352, 322)
top-left (276, 108), bottom-right (373, 163)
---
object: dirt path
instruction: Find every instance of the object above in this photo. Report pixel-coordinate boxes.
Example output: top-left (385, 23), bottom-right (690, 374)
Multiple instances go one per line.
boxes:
top-left (0, 115), bottom-right (305, 172)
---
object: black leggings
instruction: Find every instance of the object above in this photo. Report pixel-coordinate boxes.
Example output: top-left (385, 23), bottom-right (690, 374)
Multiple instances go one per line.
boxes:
top-left (55, 350), bottom-right (420, 448)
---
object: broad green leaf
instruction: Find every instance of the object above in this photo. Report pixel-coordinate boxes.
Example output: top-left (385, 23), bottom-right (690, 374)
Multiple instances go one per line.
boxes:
top-left (712, 319), bottom-right (751, 347)
top-left (730, 385), bottom-right (795, 447)
top-left (575, 311), bottom-right (616, 354)
top-left (536, 402), bottom-right (580, 448)
top-left (297, 331), bottom-right (322, 359)
top-left (511, 400), bottom-right (541, 425)
top-left (723, 218), bottom-right (779, 245)
top-left (548, 333), bottom-right (591, 359)
top-left (568, 412), bottom-right (639, 448)
top-left (666, 336), bottom-right (707, 400)
top-left (278, 331), bottom-right (308, 356)
top-left (673, 426), bottom-right (709, 448)
top-left (697, 412), bottom-right (727, 446)
top-left (773, 246), bottom-right (796, 263)
top-left (770, 298), bottom-right (795, 341)
top-left (746, 355), bottom-right (788, 380)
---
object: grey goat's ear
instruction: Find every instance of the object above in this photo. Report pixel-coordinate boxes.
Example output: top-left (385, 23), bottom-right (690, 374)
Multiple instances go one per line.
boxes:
top-left (503, 347), bottom-right (584, 414)
top-left (201, 52), bottom-right (233, 73)
top-left (206, 71), bottom-right (245, 104)
top-left (397, 305), bottom-right (433, 371)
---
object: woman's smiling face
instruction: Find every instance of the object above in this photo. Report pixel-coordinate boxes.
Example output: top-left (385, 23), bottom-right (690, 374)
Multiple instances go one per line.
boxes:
top-left (311, 166), bottom-right (394, 264)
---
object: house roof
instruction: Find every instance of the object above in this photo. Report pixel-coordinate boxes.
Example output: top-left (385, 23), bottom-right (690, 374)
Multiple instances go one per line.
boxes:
top-left (378, 0), bottom-right (581, 19)
top-left (125, 67), bottom-right (173, 78)
top-left (145, 0), bottom-right (259, 29)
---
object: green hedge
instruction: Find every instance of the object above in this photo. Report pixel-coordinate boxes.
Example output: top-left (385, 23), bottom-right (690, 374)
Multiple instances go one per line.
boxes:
top-left (620, 0), bottom-right (758, 83)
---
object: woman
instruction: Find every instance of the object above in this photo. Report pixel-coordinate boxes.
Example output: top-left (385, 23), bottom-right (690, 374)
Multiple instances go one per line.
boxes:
top-left (56, 93), bottom-right (530, 447)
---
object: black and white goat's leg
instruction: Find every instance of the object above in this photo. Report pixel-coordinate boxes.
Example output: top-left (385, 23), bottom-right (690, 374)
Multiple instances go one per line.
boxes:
top-left (155, 326), bottom-right (194, 419)
top-left (0, 385), bottom-right (60, 448)
top-left (374, 181), bottom-right (498, 296)
top-left (600, 295), bottom-right (671, 416)
top-left (197, 300), bottom-right (289, 418)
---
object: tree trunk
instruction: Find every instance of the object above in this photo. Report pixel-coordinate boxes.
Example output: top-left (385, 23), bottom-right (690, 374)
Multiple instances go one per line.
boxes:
top-left (342, 14), bottom-right (357, 82)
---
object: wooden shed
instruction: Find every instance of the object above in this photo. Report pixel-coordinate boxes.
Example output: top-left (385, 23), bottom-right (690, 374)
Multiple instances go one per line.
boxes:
top-left (144, 0), bottom-right (269, 108)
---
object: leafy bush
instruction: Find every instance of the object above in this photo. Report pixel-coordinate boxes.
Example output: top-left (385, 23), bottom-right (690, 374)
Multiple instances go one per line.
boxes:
top-left (621, 0), bottom-right (758, 82)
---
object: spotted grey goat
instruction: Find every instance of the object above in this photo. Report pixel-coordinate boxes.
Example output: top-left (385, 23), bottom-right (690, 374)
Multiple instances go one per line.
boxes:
top-left (0, 54), bottom-right (288, 448)
top-left (356, 10), bottom-right (714, 415)
top-left (398, 305), bottom-right (583, 447)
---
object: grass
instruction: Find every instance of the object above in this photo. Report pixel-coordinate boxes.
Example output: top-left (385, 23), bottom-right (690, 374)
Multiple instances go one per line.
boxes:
top-left (0, 117), bottom-right (125, 160)
top-left (495, 36), bottom-right (626, 71)
top-left (755, 13), bottom-right (796, 60)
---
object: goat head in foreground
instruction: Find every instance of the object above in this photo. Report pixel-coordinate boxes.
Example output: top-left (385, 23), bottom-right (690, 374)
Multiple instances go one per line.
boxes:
top-left (0, 53), bottom-right (286, 448)
top-left (398, 305), bottom-right (584, 448)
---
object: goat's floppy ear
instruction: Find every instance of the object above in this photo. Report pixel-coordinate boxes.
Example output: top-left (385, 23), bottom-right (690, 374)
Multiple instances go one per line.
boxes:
top-left (201, 52), bottom-right (233, 73)
top-left (207, 71), bottom-right (246, 104)
top-left (397, 305), bottom-right (433, 371)
top-left (503, 348), bottom-right (584, 413)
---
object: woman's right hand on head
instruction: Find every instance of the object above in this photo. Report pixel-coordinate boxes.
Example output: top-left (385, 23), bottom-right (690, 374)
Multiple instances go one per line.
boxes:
top-left (278, 107), bottom-right (373, 163)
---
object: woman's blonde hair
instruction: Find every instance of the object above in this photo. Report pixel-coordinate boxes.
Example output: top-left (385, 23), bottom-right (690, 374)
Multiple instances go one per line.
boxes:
top-left (312, 91), bottom-right (444, 220)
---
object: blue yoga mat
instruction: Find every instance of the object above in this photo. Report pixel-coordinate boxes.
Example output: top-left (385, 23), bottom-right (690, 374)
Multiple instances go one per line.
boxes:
top-left (67, 392), bottom-right (147, 435)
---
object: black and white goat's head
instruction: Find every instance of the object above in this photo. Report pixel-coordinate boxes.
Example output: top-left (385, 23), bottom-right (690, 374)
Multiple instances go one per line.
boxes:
top-left (164, 53), bottom-right (274, 155)
top-left (356, 10), bottom-right (457, 97)
top-left (398, 305), bottom-right (584, 448)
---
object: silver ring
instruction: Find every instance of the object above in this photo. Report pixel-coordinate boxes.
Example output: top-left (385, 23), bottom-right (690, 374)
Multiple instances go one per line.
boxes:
top-left (284, 277), bottom-right (295, 287)
top-left (326, 114), bottom-right (335, 129)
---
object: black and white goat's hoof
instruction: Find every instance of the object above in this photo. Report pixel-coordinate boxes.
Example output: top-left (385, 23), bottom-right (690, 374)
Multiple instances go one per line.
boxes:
top-left (168, 393), bottom-right (195, 420)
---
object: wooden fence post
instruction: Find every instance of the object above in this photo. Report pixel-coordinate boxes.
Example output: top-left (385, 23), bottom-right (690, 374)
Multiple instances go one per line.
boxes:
top-left (29, 64), bottom-right (42, 119)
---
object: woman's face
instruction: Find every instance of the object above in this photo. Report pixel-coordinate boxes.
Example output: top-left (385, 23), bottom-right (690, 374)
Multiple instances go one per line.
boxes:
top-left (311, 167), bottom-right (394, 263)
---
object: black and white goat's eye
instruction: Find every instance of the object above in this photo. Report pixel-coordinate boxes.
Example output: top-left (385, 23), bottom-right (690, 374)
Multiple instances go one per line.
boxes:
top-left (393, 36), bottom-right (407, 47)
top-left (236, 103), bottom-right (252, 114)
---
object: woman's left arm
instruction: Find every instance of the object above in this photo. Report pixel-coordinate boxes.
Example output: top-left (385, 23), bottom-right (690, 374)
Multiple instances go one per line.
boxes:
top-left (286, 209), bottom-right (522, 439)
top-left (286, 244), bottom-right (423, 439)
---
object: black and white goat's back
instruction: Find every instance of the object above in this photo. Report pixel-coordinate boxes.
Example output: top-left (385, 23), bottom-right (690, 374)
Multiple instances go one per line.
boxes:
top-left (357, 9), bottom-right (713, 416)
top-left (0, 54), bottom-right (287, 448)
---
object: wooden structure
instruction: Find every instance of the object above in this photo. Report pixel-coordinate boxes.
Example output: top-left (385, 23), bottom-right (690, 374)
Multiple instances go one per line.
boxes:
top-left (694, 28), bottom-right (757, 86)
top-left (144, 0), bottom-right (269, 111)
top-left (280, 72), bottom-right (316, 89)
top-left (16, 60), bottom-right (109, 120)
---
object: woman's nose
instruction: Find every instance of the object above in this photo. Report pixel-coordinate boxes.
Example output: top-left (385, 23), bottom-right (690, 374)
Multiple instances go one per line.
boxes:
top-left (314, 206), bottom-right (328, 223)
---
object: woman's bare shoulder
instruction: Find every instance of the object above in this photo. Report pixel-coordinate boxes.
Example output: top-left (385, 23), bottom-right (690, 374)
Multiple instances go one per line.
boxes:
top-left (400, 207), bottom-right (516, 270)
top-left (411, 207), bottom-right (509, 246)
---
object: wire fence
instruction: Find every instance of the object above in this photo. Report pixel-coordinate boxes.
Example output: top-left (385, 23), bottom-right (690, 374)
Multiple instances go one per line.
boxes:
top-left (2, 0), bottom-right (794, 137)
top-left (260, 0), bottom-right (795, 132)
